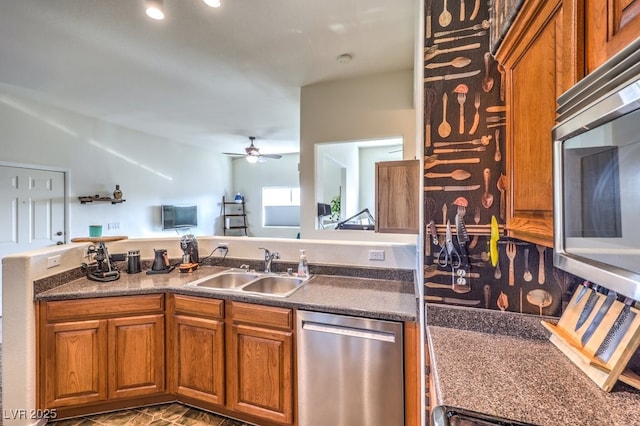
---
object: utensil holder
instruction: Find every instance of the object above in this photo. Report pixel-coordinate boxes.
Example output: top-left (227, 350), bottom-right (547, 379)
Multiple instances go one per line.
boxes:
top-left (541, 287), bottom-right (640, 392)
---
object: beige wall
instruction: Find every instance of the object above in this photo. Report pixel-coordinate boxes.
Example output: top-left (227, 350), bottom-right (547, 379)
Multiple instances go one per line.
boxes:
top-left (299, 70), bottom-right (418, 242)
top-left (0, 88), bottom-right (232, 240)
top-left (230, 153), bottom-right (301, 239)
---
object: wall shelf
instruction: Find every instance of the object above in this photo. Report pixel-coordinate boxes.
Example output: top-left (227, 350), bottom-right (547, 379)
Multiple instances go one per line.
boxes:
top-left (79, 196), bottom-right (126, 205)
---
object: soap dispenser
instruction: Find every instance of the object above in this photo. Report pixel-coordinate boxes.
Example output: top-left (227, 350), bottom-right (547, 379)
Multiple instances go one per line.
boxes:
top-left (297, 249), bottom-right (309, 278)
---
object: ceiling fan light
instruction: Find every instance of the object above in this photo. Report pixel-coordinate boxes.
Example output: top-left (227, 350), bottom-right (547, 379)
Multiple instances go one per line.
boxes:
top-left (246, 154), bottom-right (259, 163)
top-left (203, 0), bottom-right (221, 7)
top-left (145, 0), bottom-right (165, 20)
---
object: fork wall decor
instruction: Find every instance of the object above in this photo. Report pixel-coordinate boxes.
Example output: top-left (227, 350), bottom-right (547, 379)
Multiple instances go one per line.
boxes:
top-left (423, 0), bottom-right (580, 316)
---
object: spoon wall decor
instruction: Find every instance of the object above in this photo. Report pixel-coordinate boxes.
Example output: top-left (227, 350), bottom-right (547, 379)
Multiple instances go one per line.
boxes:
top-left (425, 56), bottom-right (472, 69)
top-left (482, 52), bottom-right (495, 93)
top-left (425, 169), bottom-right (472, 180)
top-left (439, 0), bottom-right (452, 27)
top-left (481, 168), bottom-right (494, 208)
top-left (438, 92), bottom-right (452, 138)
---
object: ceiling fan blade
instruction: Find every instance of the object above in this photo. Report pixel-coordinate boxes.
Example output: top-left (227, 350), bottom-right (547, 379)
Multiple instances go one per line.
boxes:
top-left (260, 154), bottom-right (282, 159)
top-left (222, 152), bottom-right (245, 157)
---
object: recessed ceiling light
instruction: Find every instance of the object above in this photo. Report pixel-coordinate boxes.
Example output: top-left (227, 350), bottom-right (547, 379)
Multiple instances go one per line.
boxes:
top-left (203, 0), bottom-right (221, 7)
top-left (337, 53), bottom-right (353, 64)
top-left (145, 0), bottom-right (165, 20)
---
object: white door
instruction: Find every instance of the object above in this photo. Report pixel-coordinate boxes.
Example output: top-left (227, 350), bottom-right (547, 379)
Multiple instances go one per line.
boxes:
top-left (0, 165), bottom-right (66, 316)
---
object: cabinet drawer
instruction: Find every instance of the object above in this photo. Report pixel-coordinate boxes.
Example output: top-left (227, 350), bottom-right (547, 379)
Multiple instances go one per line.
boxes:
top-left (230, 302), bottom-right (292, 330)
top-left (173, 294), bottom-right (224, 319)
top-left (46, 294), bottom-right (164, 321)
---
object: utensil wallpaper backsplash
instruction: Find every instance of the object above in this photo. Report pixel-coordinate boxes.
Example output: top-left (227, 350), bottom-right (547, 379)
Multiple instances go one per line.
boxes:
top-left (423, 0), bottom-right (580, 316)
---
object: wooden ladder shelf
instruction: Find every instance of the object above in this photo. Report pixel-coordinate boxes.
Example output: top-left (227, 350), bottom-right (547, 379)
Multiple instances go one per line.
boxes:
top-left (222, 196), bottom-right (248, 236)
top-left (542, 286), bottom-right (640, 392)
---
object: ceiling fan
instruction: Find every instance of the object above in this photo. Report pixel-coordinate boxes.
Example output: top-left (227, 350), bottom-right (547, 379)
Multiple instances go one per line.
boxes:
top-left (223, 137), bottom-right (282, 163)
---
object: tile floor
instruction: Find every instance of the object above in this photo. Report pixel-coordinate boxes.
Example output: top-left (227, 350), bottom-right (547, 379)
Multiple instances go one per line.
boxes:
top-left (48, 403), bottom-right (253, 426)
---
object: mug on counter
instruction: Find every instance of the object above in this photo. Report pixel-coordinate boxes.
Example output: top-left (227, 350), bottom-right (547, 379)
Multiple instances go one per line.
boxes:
top-left (89, 225), bottom-right (102, 238)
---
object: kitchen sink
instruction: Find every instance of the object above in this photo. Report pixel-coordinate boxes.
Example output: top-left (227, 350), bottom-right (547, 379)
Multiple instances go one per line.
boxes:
top-left (188, 271), bottom-right (260, 289)
top-left (185, 269), bottom-right (309, 297)
top-left (240, 275), bottom-right (306, 297)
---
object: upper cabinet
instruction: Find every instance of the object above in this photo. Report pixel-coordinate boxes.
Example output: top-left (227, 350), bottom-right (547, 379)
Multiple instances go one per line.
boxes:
top-left (494, 0), bottom-right (583, 247)
top-left (586, 0), bottom-right (640, 73)
top-left (375, 160), bottom-right (420, 234)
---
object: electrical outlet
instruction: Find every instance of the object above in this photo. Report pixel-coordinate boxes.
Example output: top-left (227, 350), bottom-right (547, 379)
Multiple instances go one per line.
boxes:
top-left (47, 255), bottom-right (61, 268)
top-left (218, 242), bottom-right (229, 249)
top-left (368, 249), bottom-right (385, 261)
top-left (108, 222), bottom-right (120, 230)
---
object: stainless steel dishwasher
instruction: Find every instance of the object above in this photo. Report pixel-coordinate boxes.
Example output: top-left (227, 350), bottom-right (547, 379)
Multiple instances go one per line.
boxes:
top-left (297, 310), bottom-right (404, 426)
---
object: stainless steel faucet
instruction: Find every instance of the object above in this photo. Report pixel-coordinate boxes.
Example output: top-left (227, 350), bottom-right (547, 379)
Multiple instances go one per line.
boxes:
top-left (259, 247), bottom-right (280, 273)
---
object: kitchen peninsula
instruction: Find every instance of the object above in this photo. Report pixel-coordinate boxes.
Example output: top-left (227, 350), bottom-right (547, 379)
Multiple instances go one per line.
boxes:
top-left (2, 236), bottom-right (420, 426)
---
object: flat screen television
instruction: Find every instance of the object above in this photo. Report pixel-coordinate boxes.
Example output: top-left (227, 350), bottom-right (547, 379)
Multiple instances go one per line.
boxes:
top-left (162, 205), bottom-right (198, 230)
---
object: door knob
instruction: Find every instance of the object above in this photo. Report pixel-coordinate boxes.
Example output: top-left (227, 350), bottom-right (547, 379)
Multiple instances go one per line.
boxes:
top-left (56, 241), bottom-right (64, 245)
top-left (56, 231), bottom-right (63, 236)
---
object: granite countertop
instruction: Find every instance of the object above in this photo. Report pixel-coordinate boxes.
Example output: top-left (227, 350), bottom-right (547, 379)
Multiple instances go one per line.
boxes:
top-left (35, 265), bottom-right (418, 322)
top-left (427, 304), bottom-right (640, 426)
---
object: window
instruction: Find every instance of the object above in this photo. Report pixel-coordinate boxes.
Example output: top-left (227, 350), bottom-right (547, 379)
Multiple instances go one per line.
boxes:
top-left (262, 187), bottom-right (300, 227)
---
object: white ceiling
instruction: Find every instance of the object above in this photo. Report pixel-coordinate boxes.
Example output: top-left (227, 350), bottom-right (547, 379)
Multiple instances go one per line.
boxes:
top-left (0, 0), bottom-right (416, 155)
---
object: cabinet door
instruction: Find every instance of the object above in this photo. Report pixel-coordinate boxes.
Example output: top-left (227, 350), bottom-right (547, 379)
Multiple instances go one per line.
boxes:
top-left (375, 159), bottom-right (420, 234)
top-left (586, 0), bottom-right (640, 73)
top-left (44, 320), bottom-right (108, 408)
top-left (172, 315), bottom-right (225, 405)
top-left (108, 314), bottom-right (165, 399)
top-left (228, 323), bottom-right (293, 425)
top-left (495, 0), bottom-right (581, 247)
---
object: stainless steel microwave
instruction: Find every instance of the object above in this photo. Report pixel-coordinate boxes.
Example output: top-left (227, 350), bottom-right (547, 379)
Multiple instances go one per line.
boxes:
top-left (553, 38), bottom-right (640, 301)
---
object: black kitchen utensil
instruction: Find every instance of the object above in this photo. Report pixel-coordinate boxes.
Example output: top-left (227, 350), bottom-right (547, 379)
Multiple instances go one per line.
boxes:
top-left (581, 290), bottom-right (617, 346)
top-left (455, 212), bottom-right (469, 269)
top-left (573, 281), bottom-right (591, 306)
top-left (595, 298), bottom-right (637, 363)
top-left (575, 286), bottom-right (599, 331)
top-left (146, 248), bottom-right (175, 275)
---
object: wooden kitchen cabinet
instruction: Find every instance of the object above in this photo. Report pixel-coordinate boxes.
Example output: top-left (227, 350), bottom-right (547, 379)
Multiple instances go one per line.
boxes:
top-left (375, 159), bottom-right (420, 234)
top-left (586, 0), bottom-right (640, 73)
top-left (494, 0), bottom-right (583, 247)
top-left (169, 295), bottom-right (226, 406)
top-left (43, 319), bottom-right (108, 407)
top-left (227, 302), bottom-right (294, 425)
top-left (39, 295), bottom-right (165, 410)
top-left (108, 314), bottom-right (165, 400)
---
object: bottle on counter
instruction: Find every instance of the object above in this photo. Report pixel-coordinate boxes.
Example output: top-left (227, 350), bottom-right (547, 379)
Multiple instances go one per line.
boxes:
top-left (297, 249), bottom-right (309, 278)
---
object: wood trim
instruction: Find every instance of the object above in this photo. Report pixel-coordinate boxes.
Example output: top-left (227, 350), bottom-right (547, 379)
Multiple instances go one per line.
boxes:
top-left (178, 394), bottom-right (290, 426)
top-left (561, 0), bottom-right (586, 89)
top-left (404, 321), bottom-right (421, 426)
top-left (230, 301), bottom-right (293, 330)
top-left (586, 0), bottom-right (640, 72)
top-left (50, 394), bottom-right (175, 420)
top-left (173, 294), bottom-right (224, 319)
top-left (46, 294), bottom-right (164, 321)
top-left (37, 301), bottom-right (45, 409)
top-left (495, 0), bottom-right (562, 66)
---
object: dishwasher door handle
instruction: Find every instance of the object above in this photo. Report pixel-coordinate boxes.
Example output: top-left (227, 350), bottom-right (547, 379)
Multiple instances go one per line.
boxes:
top-left (301, 321), bottom-right (397, 343)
